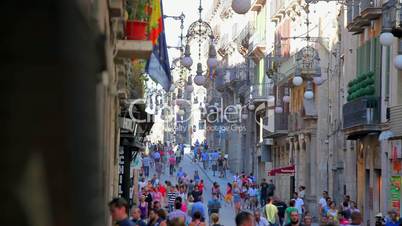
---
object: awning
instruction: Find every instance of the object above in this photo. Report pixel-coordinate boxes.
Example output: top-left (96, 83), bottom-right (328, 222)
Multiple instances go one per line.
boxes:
top-left (268, 165), bottom-right (295, 176)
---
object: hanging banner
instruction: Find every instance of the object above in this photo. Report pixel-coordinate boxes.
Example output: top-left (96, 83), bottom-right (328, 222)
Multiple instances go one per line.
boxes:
top-left (390, 176), bottom-right (401, 214)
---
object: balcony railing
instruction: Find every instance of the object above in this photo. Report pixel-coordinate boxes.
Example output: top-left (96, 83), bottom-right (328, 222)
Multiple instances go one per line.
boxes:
top-left (343, 96), bottom-right (380, 130)
top-left (274, 112), bottom-right (289, 131)
top-left (360, 0), bottom-right (381, 20)
top-left (250, 83), bottom-right (271, 102)
top-left (346, 0), bottom-right (380, 32)
top-left (390, 105), bottom-right (402, 137)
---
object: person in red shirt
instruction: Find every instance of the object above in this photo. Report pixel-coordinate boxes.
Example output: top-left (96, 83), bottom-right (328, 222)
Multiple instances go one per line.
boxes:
top-left (198, 179), bottom-right (204, 192)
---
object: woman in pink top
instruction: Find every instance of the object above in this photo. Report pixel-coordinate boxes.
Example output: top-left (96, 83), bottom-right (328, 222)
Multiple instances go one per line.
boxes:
top-left (152, 187), bottom-right (162, 203)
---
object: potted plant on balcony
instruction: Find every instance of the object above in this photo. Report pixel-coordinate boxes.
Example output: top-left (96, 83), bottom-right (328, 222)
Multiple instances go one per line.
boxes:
top-left (125, 0), bottom-right (150, 40)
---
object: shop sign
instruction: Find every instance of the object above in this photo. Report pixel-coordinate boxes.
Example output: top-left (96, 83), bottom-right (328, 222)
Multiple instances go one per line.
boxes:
top-left (390, 176), bottom-right (401, 214)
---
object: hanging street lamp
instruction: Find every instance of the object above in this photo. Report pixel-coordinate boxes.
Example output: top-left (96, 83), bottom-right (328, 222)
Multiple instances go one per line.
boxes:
top-left (231, 0), bottom-right (251, 14)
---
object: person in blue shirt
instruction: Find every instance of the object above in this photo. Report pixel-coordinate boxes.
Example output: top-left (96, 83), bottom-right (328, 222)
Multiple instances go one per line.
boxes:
top-left (191, 200), bottom-right (206, 220)
top-left (108, 198), bottom-right (134, 226)
top-left (202, 151), bottom-right (209, 169)
top-left (176, 167), bottom-right (185, 182)
top-left (385, 209), bottom-right (400, 226)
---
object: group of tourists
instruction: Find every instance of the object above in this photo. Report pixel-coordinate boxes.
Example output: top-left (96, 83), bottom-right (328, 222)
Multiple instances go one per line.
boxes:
top-left (108, 140), bottom-right (400, 226)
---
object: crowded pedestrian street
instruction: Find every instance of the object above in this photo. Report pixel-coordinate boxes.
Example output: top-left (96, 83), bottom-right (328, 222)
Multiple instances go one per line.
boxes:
top-left (5, 0), bottom-right (402, 226)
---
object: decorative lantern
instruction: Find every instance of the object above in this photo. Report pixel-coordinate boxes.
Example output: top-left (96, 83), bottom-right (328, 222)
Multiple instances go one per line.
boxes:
top-left (194, 63), bottom-right (206, 86)
top-left (275, 106), bottom-right (284, 113)
top-left (207, 43), bottom-right (218, 69)
top-left (379, 32), bottom-right (394, 46)
top-left (304, 81), bottom-right (314, 99)
top-left (231, 0), bottom-right (251, 14)
top-left (394, 55), bottom-right (402, 70)
top-left (292, 75), bottom-right (303, 86)
top-left (181, 44), bottom-right (193, 68)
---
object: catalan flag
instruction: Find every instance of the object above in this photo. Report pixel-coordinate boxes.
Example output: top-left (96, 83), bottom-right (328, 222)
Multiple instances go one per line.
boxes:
top-left (149, 0), bottom-right (163, 45)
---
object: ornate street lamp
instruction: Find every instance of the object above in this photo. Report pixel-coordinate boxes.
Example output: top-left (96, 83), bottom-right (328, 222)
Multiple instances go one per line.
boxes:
top-left (184, 0), bottom-right (217, 86)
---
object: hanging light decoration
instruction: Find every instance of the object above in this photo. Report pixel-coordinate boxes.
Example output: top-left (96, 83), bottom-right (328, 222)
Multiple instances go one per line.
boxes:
top-left (275, 106), bottom-right (284, 113)
top-left (194, 63), bottom-right (206, 86)
top-left (394, 55), bottom-right (402, 70)
top-left (248, 103), bottom-right (255, 111)
top-left (181, 44), bottom-right (193, 68)
top-left (379, 32), bottom-right (394, 46)
top-left (207, 42), bottom-right (218, 69)
top-left (231, 0), bottom-right (251, 14)
top-left (293, 75), bottom-right (303, 86)
top-left (282, 87), bottom-right (290, 103)
top-left (304, 81), bottom-right (314, 99)
top-left (185, 76), bottom-right (194, 93)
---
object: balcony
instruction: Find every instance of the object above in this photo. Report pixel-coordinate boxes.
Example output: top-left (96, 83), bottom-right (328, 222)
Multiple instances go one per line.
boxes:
top-left (251, 0), bottom-right (267, 12)
top-left (346, 0), bottom-right (371, 33)
top-left (234, 22), bottom-right (255, 56)
top-left (109, 0), bottom-right (124, 17)
top-left (360, 0), bottom-right (381, 20)
top-left (250, 83), bottom-right (271, 103)
top-left (249, 33), bottom-right (266, 60)
top-left (115, 40), bottom-right (153, 59)
top-left (343, 96), bottom-right (383, 139)
top-left (390, 105), bottom-right (402, 137)
top-left (270, 0), bottom-right (286, 22)
top-left (264, 112), bottom-right (289, 138)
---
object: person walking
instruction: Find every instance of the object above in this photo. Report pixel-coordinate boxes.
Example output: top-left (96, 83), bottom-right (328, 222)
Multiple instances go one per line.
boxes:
top-left (108, 197), bottom-right (134, 226)
top-left (167, 186), bottom-right (178, 212)
top-left (224, 183), bottom-right (233, 207)
top-left (293, 192), bottom-right (304, 218)
top-left (167, 200), bottom-right (187, 223)
top-left (263, 197), bottom-right (280, 226)
top-left (235, 211), bottom-right (254, 226)
top-left (284, 199), bottom-right (298, 225)
top-left (168, 154), bottom-right (176, 176)
top-left (326, 201), bottom-right (339, 224)
top-left (210, 213), bottom-right (223, 226)
top-left (260, 178), bottom-right (269, 207)
top-left (131, 208), bottom-right (147, 226)
top-left (254, 210), bottom-right (269, 226)
top-left (143, 154), bottom-right (151, 177)
top-left (189, 212), bottom-right (206, 226)
top-left (207, 195), bottom-right (222, 217)
top-left (233, 182), bottom-right (242, 214)
top-left (284, 210), bottom-right (302, 226)
top-left (267, 179), bottom-right (275, 197)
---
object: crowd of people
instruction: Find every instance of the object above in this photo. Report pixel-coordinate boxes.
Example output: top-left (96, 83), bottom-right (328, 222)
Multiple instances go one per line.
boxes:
top-left (108, 140), bottom-right (400, 226)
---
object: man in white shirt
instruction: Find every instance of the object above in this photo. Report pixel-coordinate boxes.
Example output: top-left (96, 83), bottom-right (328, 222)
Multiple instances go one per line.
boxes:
top-left (294, 192), bottom-right (304, 216)
top-left (318, 191), bottom-right (328, 217)
top-left (254, 210), bottom-right (269, 226)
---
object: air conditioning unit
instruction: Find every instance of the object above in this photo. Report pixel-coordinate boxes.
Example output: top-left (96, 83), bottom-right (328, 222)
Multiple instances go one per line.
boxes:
top-left (263, 138), bottom-right (274, 145)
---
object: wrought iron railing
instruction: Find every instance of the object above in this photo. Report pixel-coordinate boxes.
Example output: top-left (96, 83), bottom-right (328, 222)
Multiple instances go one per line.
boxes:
top-left (274, 112), bottom-right (289, 131)
top-left (343, 96), bottom-right (380, 129)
